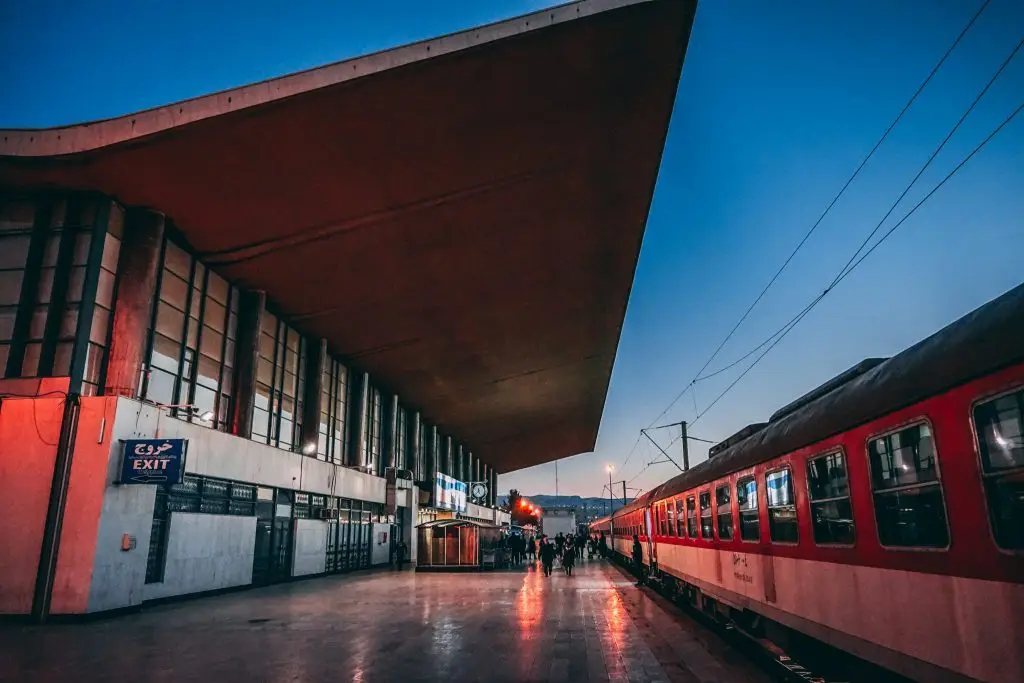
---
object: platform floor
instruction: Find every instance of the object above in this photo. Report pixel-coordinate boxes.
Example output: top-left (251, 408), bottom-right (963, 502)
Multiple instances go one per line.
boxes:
top-left (0, 558), bottom-right (769, 683)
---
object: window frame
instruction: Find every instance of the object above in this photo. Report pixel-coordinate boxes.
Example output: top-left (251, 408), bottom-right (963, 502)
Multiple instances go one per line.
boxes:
top-left (765, 465), bottom-right (799, 545)
top-left (736, 475), bottom-right (760, 543)
top-left (865, 417), bottom-right (951, 552)
top-left (805, 448), bottom-right (856, 548)
top-left (698, 489), bottom-right (713, 540)
top-left (686, 495), bottom-right (697, 538)
top-left (715, 481), bottom-right (734, 542)
top-left (970, 385), bottom-right (1024, 555)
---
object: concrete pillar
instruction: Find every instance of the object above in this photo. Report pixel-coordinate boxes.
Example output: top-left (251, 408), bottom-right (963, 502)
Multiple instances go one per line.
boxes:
top-left (348, 371), bottom-right (369, 469)
top-left (103, 209), bottom-right (165, 397)
top-left (443, 435), bottom-right (453, 477)
top-left (490, 467), bottom-right (498, 508)
top-left (384, 393), bottom-right (399, 470)
top-left (230, 290), bottom-right (266, 438)
top-left (410, 411), bottom-right (422, 482)
top-left (426, 424), bottom-right (438, 486)
top-left (466, 451), bottom-right (475, 485)
top-left (474, 455), bottom-right (481, 484)
top-left (299, 339), bottom-right (327, 456)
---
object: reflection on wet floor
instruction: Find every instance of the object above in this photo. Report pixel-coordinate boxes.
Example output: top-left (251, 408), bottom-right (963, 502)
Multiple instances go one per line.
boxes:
top-left (0, 558), bottom-right (768, 683)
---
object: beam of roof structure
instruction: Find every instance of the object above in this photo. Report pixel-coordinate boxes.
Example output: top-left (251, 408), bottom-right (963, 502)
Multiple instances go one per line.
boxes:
top-left (0, 0), bottom-right (697, 473)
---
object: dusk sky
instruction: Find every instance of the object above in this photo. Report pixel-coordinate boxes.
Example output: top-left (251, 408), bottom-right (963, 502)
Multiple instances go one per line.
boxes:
top-left (3, 1), bottom-right (1021, 500)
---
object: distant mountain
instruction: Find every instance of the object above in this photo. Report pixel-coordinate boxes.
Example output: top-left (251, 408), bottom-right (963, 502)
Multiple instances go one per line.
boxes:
top-left (498, 494), bottom-right (630, 519)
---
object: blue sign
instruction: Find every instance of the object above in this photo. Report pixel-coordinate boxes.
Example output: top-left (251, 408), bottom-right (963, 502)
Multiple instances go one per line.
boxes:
top-left (119, 439), bottom-right (186, 485)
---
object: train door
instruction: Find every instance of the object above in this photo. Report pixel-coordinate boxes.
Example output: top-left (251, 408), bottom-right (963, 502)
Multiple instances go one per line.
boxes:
top-left (644, 506), bottom-right (657, 572)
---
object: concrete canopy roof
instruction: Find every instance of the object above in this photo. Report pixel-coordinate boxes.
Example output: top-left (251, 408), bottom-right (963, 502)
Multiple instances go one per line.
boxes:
top-left (0, 0), bottom-right (696, 473)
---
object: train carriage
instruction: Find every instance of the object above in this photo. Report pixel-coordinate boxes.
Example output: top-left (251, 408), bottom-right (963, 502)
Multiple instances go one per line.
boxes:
top-left (593, 283), bottom-right (1024, 683)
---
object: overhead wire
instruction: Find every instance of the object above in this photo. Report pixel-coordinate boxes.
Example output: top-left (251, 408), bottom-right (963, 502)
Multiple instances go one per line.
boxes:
top-left (643, 0), bottom-right (994, 430)
top-left (688, 92), bottom-right (1024, 431)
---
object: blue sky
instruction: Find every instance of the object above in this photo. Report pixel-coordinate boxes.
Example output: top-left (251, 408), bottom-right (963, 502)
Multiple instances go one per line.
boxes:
top-left (3, 1), bottom-right (1021, 499)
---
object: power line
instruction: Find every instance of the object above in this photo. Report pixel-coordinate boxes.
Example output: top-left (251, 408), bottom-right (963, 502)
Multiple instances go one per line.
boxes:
top-left (688, 94), bottom-right (1024, 431)
top-left (689, 33), bottom-right (1022, 397)
top-left (644, 0), bottom-right (993, 430)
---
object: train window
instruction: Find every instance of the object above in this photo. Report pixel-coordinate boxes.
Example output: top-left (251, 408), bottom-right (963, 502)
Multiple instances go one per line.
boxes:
top-left (686, 496), bottom-right (697, 537)
top-left (699, 491), bottom-right (713, 539)
top-left (807, 451), bottom-right (855, 545)
top-left (766, 468), bottom-right (799, 543)
top-left (716, 485), bottom-right (733, 540)
top-left (737, 477), bottom-right (759, 541)
top-left (665, 499), bottom-right (676, 537)
top-left (973, 389), bottom-right (1024, 550)
top-left (675, 497), bottom-right (686, 537)
top-left (868, 422), bottom-right (949, 548)
top-left (661, 502), bottom-right (670, 536)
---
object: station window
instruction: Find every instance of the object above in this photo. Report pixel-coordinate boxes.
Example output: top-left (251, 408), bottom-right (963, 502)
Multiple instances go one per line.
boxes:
top-left (686, 495), bottom-right (697, 537)
top-left (807, 450), bottom-right (855, 545)
top-left (868, 422), bottom-right (949, 548)
top-left (396, 406), bottom-right (409, 471)
top-left (972, 389), bottom-right (1024, 550)
top-left (737, 477), bottom-right (759, 541)
top-left (317, 357), bottom-right (349, 464)
top-left (252, 311), bottom-right (306, 451)
top-left (675, 497), bottom-right (686, 537)
top-left (144, 240), bottom-right (239, 427)
top-left (699, 491), bottom-right (713, 539)
top-left (1, 196), bottom-right (119, 394)
top-left (716, 484), bottom-right (733, 540)
top-left (766, 468), bottom-right (798, 543)
top-left (365, 385), bottom-right (382, 473)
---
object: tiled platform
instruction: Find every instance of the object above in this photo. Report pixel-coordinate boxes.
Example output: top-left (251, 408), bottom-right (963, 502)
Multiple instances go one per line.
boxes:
top-left (0, 559), bottom-right (768, 683)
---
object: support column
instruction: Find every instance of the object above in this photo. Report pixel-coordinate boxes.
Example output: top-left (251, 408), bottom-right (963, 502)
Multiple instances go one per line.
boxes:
top-left (104, 208), bottom-right (165, 397)
top-left (481, 463), bottom-right (490, 505)
top-left (384, 393), bottom-right (399, 470)
top-left (490, 467), bottom-right (498, 508)
top-left (299, 339), bottom-right (327, 456)
top-left (474, 455), bottom-right (481, 485)
top-left (230, 290), bottom-right (265, 438)
top-left (348, 372), bottom-right (370, 468)
top-left (443, 435), bottom-right (453, 477)
top-left (427, 425), bottom-right (439, 486)
top-left (466, 451), bottom-right (475, 485)
top-left (411, 411), bottom-right (423, 482)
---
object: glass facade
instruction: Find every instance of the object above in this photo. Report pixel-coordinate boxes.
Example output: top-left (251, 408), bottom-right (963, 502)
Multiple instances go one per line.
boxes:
top-left (142, 239), bottom-right (239, 427)
top-left (0, 194), bottom-right (119, 395)
top-left (252, 311), bottom-right (307, 451)
top-left (317, 357), bottom-right (349, 464)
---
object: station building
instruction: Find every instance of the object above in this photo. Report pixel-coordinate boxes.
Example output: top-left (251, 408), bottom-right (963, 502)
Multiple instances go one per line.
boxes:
top-left (0, 0), bottom-right (694, 618)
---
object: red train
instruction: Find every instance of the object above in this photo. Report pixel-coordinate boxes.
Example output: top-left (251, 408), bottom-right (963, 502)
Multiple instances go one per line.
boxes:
top-left (592, 284), bottom-right (1024, 683)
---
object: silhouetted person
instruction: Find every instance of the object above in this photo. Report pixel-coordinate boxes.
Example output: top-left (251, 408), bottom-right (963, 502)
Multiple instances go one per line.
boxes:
top-left (562, 542), bottom-right (576, 576)
top-left (540, 539), bottom-right (556, 577)
top-left (555, 533), bottom-right (565, 553)
top-left (632, 534), bottom-right (644, 586)
top-left (395, 538), bottom-right (408, 571)
top-left (528, 536), bottom-right (537, 561)
top-left (598, 532), bottom-right (608, 558)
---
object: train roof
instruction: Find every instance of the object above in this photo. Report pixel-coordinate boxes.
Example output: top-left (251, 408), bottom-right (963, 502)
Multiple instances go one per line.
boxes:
top-left (647, 282), bottom-right (1024, 504)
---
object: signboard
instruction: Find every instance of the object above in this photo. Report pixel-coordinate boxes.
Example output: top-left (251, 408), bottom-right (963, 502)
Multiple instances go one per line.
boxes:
top-left (119, 439), bottom-right (186, 485)
top-left (433, 472), bottom-right (467, 513)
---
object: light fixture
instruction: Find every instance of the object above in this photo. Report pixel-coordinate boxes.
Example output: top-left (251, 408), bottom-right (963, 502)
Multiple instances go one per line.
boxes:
top-left (198, 410), bottom-right (215, 422)
top-left (301, 442), bottom-right (316, 456)
top-left (606, 465), bottom-right (614, 473)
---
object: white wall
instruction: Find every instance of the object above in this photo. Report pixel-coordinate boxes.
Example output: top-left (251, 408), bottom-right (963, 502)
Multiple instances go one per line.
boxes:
top-left (87, 483), bottom-right (156, 613)
top-left (111, 398), bottom-right (386, 503)
top-left (143, 512), bottom-right (256, 602)
top-left (292, 519), bottom-right (328, 576)
top-left (372, 522), bottom-right (391, 565)
top-left (465, 502), bottom-right (492, 522)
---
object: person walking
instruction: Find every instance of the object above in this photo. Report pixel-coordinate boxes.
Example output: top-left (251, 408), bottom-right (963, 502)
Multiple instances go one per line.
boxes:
top-left (555, 533), bottom-right (565, 554)
top-left (598, 532), bottom-right (608, 558)
top-left (562, 541), bottom-right (576, 576)
top-left (632, 534), bottom-right (644, 586)
top-left (540, 538), bottom-right (556, 577)
top-left (575, 534), bottom-right (585, 559)
top-left (395, 538), bottom-right (408, 571)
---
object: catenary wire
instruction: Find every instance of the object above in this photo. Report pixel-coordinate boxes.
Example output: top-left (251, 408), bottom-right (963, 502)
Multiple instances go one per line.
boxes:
top-left (643, 0), bottom-right (993, 430)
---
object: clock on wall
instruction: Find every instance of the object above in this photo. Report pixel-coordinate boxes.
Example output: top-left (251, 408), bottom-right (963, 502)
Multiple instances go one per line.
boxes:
top-left (471, 483), bottom-right (488, 500)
